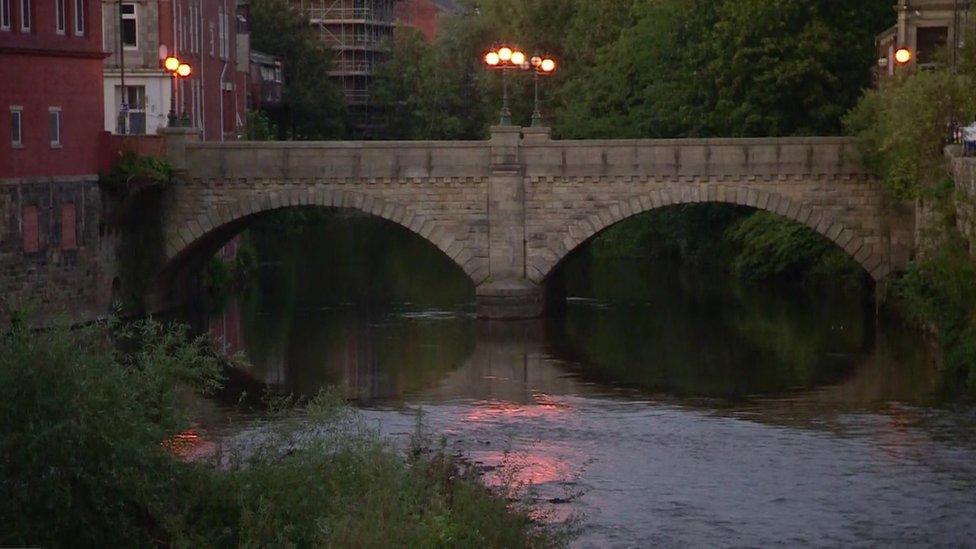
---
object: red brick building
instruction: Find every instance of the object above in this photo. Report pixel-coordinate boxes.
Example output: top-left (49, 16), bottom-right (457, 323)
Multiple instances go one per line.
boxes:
top-left (395, 0), bottom-right (457, 43)
top-left (102, 0), bottom-right (250, 141)
top-left (1, 0), bottom-right (106, 178)
top-left (1, 0), bottom-right (112, 323)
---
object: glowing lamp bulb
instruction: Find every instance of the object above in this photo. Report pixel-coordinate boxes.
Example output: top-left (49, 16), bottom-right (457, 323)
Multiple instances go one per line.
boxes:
top-left (485, 51), bottom-right (500, 66)
top-left (540, 58), bottom-right (556, 72)
top-left (176, 63), bottom-right (192, 77)
top-left (894, 48), bottom-right (912, 64)
top-left (498, 47), bottom-right (513, 62)
top-left (511, 51), bottom-right (526, 65)
top-left (164, 56), bottom-right (181, 72)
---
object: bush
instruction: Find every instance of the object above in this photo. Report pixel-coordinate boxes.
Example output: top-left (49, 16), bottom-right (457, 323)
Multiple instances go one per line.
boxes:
top-left (0, 319), bottom-right (563, 548)
top-left (892, 233), bottom-right (976, 392)
top-left (726, 211), bottom-right (867, 290)
top-left (0, 319), bottom-right (220, 547)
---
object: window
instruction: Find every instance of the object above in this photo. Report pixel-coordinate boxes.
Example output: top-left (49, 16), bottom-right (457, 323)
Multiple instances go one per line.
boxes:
top-left (19, 0), bottom-right (29, 31)
top-left (1, 0), bottom-right (10, 31)
top-left (49, 107), bottom-right (61, 147)
top-left (917, 26), bottom-right (949, 67)
top-left (10, 106), bottom-right (22, 146)
top-left (116, 86), bottom-right (146, 134)
top-left (218, 7), bottom-right (227, 59)
top-left (61, 204), bottom-right (77, 250)
top-left (55, 0), bottom-right (65, 34)
top-left (22, 205), bottom-right (39, 253)
top-left (121, 3), bottom-right (136, 48)
top-left (73, 0), bottom-right (84, 35)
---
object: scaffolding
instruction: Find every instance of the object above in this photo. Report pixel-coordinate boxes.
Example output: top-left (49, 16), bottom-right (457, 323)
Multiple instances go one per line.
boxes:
top-left (293, 0), bottom-right (398, 136)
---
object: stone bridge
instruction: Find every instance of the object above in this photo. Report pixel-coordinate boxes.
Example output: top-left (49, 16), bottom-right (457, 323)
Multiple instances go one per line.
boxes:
top-left (159, 126), bottom-right (913, 318)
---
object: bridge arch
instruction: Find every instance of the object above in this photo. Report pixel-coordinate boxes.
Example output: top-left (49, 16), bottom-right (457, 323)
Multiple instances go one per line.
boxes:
top-left (529, 185), bottom-right (890, 284)
top-left (161, 187), bottom-right (486, 285)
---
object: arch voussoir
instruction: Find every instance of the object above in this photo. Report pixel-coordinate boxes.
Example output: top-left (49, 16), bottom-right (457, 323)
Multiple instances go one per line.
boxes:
top-left (534, 185), bottom-right (891, 284)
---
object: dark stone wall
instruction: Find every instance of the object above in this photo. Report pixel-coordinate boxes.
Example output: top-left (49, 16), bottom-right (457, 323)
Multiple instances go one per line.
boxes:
top-left (0, 178), bottom-right (115, 326)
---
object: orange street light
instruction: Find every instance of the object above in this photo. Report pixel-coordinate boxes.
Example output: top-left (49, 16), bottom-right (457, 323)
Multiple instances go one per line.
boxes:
top-left (511, 50), bottom-right (526, 66)
top-left (531, 56), bottom-right (558, 127)
top-left (498, 47), bottom-right (513, 62)
top-left (176, 63), bottom-right (192, 77)
top-left (164, 56), bottom-right (181, 72)
top-left (894, 47), bottom-right (912, 65)
top-left (485, 51), bottom-right (500, 66)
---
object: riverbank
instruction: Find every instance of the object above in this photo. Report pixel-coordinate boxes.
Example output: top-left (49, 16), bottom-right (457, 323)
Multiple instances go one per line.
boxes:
top-left (0, 319), bottom-right (565, 548)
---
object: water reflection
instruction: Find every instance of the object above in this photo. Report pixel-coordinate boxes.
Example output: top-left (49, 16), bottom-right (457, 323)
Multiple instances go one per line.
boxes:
top-left (186, 212), bottom-right (976, 546)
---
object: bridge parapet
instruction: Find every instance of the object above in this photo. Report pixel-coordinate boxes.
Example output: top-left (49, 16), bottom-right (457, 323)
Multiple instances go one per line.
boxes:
top-left (520, 133), bottom-right (868, 180)
top-left (183, 140), bottom-right (492, 181)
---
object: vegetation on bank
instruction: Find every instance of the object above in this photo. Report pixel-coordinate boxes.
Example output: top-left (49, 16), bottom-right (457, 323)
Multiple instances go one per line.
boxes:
top-left (846, 35), bottom-right (976, 393)
top-left (99, 152), bottom-right (174, 312)
top-left (0, 319), bottom-right (564, 547)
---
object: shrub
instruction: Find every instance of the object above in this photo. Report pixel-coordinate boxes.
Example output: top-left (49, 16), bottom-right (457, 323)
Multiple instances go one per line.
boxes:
top-left (0, 319), bottom-right (564, 547)
top-left (892, 233), bottom-right (976, 392)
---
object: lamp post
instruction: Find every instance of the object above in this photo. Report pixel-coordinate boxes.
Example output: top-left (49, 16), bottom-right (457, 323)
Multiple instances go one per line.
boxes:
top-left (163, 57), bottom-right (192, 127)
top-left (484, 46), bottom-right (527, 125)
top-left (529, 56), bottom-right (557, 127)
top-left (483, 46), bottom-right (558, 126)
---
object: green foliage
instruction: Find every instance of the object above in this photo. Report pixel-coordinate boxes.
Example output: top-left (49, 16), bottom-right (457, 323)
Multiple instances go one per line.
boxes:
top-left (592, 204), bottom-right (747, 265)
top-left (98, 150), bottom-right (173, 196)
top-left (845, 70), bottom-right (976, 199)
top-left (0, 319), bottom-right (556, 547)
top-left (555, 0), bottom-right (892, 138)
top-left (726, 211), bottom-right (867, 289)
top-left (0, 319), bottom-right (220, 547)
top-left (373, 26), bottom-right (492, 139)
top-left (249, 0), bottom-right (347, 139)
top-left (245, 109), bottom-right (279, 140)
top-left (892, 233), bottom-right (976, 392)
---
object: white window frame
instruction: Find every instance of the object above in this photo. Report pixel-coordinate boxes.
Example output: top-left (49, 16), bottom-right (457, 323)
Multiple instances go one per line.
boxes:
top-left (121, 2), bottom-right (137, 49)
top-left (49, 107), bottom-right (61, 148)
top-left (10, 106), bottom-right (23, 147)
top-left (218, 6), bottom-right (227, 59)
top-left (73, 0), bottom-right (84, 36)
top-left (1, 0), bottom-right (11, 31)
top-left (19, 0), bottom-right (29, 32)
top-left (55, 0), bottom-right (65, 34)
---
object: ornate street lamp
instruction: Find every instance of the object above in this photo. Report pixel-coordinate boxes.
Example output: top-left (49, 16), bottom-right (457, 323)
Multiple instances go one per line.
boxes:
top-left (894, 47), bottom-right (912, 65)
top-left (529, 56), bottom-right (557, 127)
top-left (163, 57), bottom-right (192, 127)
top-left (483, 45), bottom-right (528, 125)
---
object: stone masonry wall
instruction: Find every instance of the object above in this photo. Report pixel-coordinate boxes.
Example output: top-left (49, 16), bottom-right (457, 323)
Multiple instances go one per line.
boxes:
top-left (165, 140), bottom-right (493, 283)
top-left (948, 148), bottom-right (976, 254)
top-left (0, 177), bottom-right (113, 325)
top-left (163, 130), bottom-right (910, 301)
top-left (521, 137), bottom-right (913, 282)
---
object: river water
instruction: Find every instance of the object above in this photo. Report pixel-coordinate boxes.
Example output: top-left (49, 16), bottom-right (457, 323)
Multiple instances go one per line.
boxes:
top-left (190, 213), bottom-right (976, 547)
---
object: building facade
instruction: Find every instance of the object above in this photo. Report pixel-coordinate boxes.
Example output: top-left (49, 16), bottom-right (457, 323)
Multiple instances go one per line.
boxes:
top-left (877, 0), bottom-right (972, 76)
top-left (249, 49), bottom-right (284, 110)
top-left (394, 0), bottom-right (456, 43)
top-left (0, 0), bottom-right (111, 323)
top-left (101, 0), bottom-right (250, 141)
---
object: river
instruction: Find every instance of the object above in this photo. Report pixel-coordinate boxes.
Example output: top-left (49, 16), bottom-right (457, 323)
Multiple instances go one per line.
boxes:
top-left (186, 212), bottom-right (976, 547)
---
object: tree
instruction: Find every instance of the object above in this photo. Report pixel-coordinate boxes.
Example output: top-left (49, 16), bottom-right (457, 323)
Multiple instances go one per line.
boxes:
top-left (372, 27), bottom-right (491, 140)
top-left (249, 0), bottom-right (348, 139)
